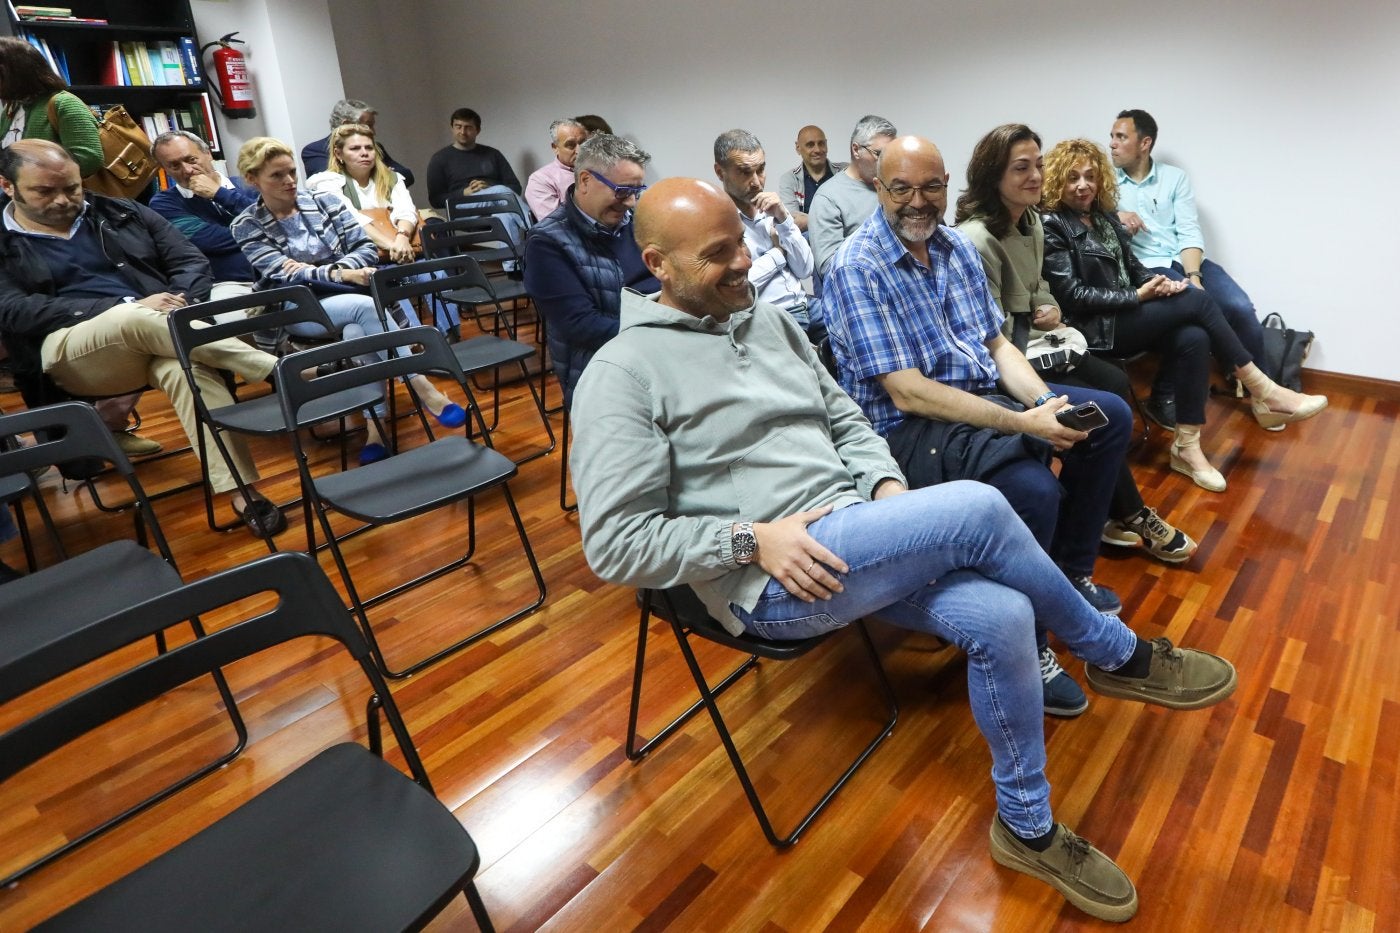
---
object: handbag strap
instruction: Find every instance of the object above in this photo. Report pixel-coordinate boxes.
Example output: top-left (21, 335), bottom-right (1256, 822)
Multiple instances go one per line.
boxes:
top-left (1010, 311), bottom-right (1031, 353)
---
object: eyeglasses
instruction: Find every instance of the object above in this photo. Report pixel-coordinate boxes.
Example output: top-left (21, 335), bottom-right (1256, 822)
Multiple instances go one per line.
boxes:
top-left (856, 143), bottom-right (886, 160)
top-left (878, 179), bottom-right (949, 203)
top-left (587, 170), bottom-right (647, 201)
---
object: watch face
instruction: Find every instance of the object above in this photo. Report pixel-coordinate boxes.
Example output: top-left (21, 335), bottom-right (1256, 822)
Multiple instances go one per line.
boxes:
top-left (733, 526), bottom-right (757, 563)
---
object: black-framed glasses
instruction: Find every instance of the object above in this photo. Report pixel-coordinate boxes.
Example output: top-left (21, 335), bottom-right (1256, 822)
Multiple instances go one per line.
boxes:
top-left (877, 178), bottom-right (949, 203)
top-left (856, 143), bottom-right (886, 160)
top-left (586, 170), bottom-right (647, 201)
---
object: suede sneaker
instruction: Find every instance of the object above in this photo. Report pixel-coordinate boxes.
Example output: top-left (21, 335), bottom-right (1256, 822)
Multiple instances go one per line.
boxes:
top-left (1101, 519), bottom-right (1142, 549)
top-left (1069, 576), bottom-right (1122, 615)
top-left (1040, 646), bottom-right (1088, 717)
top-left (989, 818), bottom-right (1138, 922)
top-left (1114, 507), bottom-right (1197, 564)
top-left (1085, 637), bottom-right (1237, 710)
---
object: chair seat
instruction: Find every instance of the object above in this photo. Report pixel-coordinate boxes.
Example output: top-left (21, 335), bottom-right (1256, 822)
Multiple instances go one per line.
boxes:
top-left (209, 385), bottom-right (384, 435)
top-left (651, 586), bottom-right (831, 660)
top-left (0, 540), bottom-right (183, 700)
top-left (313, 436), bottom-right (517, 523)
top-left (35, 744), bottom-right (480, 933)
top-left (443, 280), bottom-right (528, 306)
top-left (453, 335), bottom-right (534, 373)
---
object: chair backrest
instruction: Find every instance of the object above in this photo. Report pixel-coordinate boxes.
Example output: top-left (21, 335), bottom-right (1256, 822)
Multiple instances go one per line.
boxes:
top-left (420, 215), bottom-right (519, 266)
top-left (447, 190), bottom-right (528, 226)
top-left (274, 326), bottom-right (470, 431)
top-left (0, 551), bottom-right (429, 788)
top-left (167, 285), bottom-right (336, 368)
top-left (370, 254), bottom-right (495, 311)
top-left (0, 401), bottom-right (135, 482)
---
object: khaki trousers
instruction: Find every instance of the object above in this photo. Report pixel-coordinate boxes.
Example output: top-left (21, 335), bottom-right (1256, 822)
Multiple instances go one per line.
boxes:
top-left (41, 302), bottom-right (277, 493)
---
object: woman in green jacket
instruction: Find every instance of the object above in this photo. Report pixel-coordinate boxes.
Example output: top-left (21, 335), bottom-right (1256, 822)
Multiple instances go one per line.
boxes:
top-left (0, 36), bottom-right (102, 177)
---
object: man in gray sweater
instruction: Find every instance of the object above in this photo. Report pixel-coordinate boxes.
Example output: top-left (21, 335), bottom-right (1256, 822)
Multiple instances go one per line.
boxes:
top-left (808, 114), bottom-right (896, 275)
top-left (570, 177), bottom-right (1238, 924)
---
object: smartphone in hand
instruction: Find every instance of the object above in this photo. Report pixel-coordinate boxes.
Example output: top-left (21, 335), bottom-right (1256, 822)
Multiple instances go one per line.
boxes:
top-left (1055, 401), bottom-right (1109, 432)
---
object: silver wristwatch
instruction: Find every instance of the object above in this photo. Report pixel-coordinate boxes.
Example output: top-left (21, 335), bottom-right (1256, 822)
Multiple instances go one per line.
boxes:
top-left (731, 522), bottom-right (758, 565)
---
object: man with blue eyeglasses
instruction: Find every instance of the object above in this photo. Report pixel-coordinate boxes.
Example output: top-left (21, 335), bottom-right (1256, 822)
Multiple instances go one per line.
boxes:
top-left (524, 133), bottom-right (658, 406)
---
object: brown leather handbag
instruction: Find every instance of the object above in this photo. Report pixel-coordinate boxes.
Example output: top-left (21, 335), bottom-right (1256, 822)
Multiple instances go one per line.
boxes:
top-left (47, 96), bottom-right (157, 199)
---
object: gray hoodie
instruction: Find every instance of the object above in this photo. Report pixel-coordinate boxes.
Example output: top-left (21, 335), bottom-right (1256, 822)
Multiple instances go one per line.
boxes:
top-left (572, 288), bottom-right (904, 634)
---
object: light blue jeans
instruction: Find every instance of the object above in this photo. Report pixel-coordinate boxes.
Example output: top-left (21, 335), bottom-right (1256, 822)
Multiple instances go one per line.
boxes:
top-left (287, 293), bottom-right (411, 417)
top-left (732, 481), bottom-right (1139, 837)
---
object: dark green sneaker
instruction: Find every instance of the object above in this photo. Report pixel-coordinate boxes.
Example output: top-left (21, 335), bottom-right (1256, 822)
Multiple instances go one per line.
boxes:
top-left (989, 818), bottom-right (1138, 922)
top-left (1085, 637), bottom-right (1237, 710)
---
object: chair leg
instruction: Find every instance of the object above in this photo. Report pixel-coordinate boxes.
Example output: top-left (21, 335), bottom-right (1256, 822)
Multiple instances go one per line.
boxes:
top-left (625, 589), bottom-right (757, 761)
top-left (668, 613), bottom-right (899, 847)
top-left (558, 407), bottom-right (576, 513)
top-left (463, 882), bottom-right (496, 933)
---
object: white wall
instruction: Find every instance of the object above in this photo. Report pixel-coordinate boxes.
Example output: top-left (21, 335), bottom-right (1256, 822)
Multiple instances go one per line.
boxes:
top-left (338, 0), bottom-right (1397, 380)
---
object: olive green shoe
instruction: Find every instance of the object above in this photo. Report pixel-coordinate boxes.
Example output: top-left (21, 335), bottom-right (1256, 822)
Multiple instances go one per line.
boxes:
top-left (990, 818), bottom-right (1138, 922)
top-left (1086, 637), bottom-right (1237, 710)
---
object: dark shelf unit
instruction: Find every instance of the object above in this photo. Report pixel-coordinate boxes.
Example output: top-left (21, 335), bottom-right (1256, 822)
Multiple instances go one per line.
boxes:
top-left (4, 0), bottom-right (220, 154)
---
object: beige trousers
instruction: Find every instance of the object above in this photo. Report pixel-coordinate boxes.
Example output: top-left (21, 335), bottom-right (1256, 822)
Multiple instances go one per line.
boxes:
top-left (40, 302), bottom-right (277, 493)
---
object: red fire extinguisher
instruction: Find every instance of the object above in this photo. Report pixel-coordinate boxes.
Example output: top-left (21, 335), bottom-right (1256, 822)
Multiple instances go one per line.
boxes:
top-left (200, 32), bottom-right (257, 120)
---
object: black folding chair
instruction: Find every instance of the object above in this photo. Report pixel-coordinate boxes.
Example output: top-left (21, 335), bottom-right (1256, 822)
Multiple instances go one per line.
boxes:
top-left (371, 256), bottom-right (555, 463)
top-left (276, 327), bottom-right (546, 679)
top-left (420, 215), bottom-right (532, 338)
top-left (9, 551), bottom-right (495, 932)
top-left (627, 586), bottom-right (899, 847)
top-left (167, 286), bottom-right (386, 542)
top-left (0, 402), bottom-right (245, 886)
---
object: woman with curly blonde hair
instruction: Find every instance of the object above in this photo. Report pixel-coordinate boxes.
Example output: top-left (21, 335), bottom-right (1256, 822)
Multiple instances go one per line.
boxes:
top-left (1040, 139), bottom-right (1326, 492)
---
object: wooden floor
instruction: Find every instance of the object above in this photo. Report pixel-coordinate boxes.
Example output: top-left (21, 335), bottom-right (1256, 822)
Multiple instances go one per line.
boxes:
top-left (1, 344), bottom-right (1397, 932)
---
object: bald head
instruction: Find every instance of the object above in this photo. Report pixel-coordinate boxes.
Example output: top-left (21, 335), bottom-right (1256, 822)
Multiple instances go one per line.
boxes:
top-left (635, 177), bottom-right (754, 321)
top-left (795, 125), bottom-right (829, 175)
top-left (874, 136), bottom-right (949, 247)
top-left (634, 177), bottom-right (732, 254)
top-left (0, 138), bottom-right (76, 183)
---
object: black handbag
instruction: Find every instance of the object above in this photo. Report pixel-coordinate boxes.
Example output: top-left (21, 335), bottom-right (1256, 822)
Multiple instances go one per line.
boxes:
top-left (1257, 312), bottom-right (1314, 392)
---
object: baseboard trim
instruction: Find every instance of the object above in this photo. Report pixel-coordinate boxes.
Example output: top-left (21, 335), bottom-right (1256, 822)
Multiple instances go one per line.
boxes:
top-left (1306, 369), bottom-right (1400, 402)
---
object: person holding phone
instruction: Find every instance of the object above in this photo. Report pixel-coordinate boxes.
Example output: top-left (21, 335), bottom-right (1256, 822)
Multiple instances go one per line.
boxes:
top-left (1040, 139), bottom-right (1327, 492)
top-left (955, 124), bottom-right (1195, 564)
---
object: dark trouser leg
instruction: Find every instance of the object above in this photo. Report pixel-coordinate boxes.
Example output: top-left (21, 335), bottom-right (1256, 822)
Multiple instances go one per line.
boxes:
top-left (1044, 384), bottom-right (1131, 577)
top-left (1049, 361), bottom-right (1145, 521)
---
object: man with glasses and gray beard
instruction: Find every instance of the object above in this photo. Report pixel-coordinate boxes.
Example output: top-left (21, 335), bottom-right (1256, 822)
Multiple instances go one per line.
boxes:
top-left (807, 114), bottom-right (896, 275)
top-left (712, 129), bottom-right (821, 342)
top-left (524, 133), bottom-right (657, 406)
top-left (823, 136), bottom-right (1136, 719)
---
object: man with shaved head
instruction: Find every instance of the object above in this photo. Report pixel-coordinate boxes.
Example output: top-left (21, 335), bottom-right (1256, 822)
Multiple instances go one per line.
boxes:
top-left (825, 137), bottom-right (1134, 663)
top-left (778, 124), bottom-right (847, 233)
top-left (571, 176), bottom-right (1236, 924)
top-left (0, 139), bottom-right (285, 537)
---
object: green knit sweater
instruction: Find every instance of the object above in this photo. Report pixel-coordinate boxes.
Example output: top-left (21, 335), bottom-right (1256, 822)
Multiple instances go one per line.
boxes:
top-left (0, 91), bottom-right (103, 177)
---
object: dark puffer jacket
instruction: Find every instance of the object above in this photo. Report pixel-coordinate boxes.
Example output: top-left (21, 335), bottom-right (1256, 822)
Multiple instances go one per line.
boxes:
top-left (0, 194), bottom-right (212, 403)
top-left (523, 186), bottom-right (658, 406)
top-left (1041, 207), bottom-right (1153, 350)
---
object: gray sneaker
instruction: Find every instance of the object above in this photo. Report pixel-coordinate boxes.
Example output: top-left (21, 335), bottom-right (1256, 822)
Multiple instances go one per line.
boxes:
top-left (989, 818), bottom-right (1138, 922)
top-left (1085, 637), bottom-right (1237, 710)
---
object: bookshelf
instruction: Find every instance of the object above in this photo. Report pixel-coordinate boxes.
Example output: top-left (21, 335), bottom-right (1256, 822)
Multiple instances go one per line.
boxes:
top-left (3, 1), bottom-right (222, 157)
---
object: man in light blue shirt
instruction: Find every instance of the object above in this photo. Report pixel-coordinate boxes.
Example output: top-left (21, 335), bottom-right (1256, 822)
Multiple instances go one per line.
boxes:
top-left (1110, 109), bottom-right (1266, 428)
top-left (713, 129), bottom-right (822, 341)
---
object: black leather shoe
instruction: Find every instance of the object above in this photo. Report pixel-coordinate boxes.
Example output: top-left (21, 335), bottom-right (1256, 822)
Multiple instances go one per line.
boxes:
top-left (1142, 394), bottom-right (1177, 430)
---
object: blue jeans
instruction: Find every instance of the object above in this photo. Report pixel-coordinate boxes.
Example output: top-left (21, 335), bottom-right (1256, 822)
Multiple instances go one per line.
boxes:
top-left (286, 293), bottom-right (411, 417)
top-left (732, 482), bottom-right (1139, 837)
top-left (1153, 259), bottom-right (1265, 396)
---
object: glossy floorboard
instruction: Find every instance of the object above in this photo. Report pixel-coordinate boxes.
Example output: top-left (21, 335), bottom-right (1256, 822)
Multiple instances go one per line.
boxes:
top-left (1, 357), bottom-right (1395, 932)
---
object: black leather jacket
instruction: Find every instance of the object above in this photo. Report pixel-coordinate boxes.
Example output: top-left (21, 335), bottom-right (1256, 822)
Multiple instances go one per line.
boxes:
top-left (0, 194), bottom-right (212, 402)
top-left (1041, 207), bottom-right (1153, 350)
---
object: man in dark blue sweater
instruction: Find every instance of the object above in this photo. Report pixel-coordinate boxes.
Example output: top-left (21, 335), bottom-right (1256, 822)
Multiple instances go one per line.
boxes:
top-left (150, 130), bottom-right (258, 311)
top-left (524, 133), bottom-right (658, 407)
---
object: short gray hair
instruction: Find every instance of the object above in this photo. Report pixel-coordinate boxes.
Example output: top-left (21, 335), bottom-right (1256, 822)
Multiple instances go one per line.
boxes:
top-left (574, 133), bottom-right (651, 178)
top-left (713, 128), bottom-right (762, 164)
top-left (549, 118), bottom-right (585, 145)
top-left (329, 98), bottom-right (374, 129)
top-left (150, 129), bottom-right (210, 159)
top-left (851, 114), bottom-right (897, 148)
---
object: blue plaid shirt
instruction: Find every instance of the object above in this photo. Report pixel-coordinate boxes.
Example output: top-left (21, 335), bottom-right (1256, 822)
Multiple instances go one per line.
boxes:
top-left (824, 209), bottom-right (1005, 436)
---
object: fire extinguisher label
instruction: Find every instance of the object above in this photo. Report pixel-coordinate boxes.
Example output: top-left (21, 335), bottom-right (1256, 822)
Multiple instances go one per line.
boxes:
top-left (231, 88), bottom-right (255, 102)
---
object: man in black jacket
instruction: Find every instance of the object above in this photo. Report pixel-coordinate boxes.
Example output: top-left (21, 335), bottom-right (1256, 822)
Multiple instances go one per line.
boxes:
top-left (0, 140), bottom-right (283, 535)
